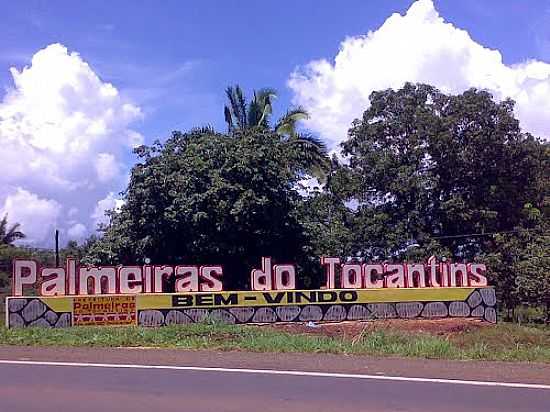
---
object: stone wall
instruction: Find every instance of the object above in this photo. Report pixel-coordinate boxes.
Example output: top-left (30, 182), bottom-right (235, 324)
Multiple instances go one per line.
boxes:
top-left (137, 289), bottom-right (497, 326)
top-left (6, 287), bottom-right (497, 328)
top-left (7, 298), bottom-right (72, 328)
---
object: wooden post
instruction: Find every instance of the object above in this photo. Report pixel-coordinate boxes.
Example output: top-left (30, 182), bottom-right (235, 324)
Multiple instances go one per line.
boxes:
top-left (55, 229), bottom-right (60, 267)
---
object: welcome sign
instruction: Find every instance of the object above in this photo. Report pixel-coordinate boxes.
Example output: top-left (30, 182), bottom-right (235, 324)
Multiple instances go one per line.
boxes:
top-left (6, 256), bottom-right (497, 328)
top-left (11, 256), bottom-right (489, 295)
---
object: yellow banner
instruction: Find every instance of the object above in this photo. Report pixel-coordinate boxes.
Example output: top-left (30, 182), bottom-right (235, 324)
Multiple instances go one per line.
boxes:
top-left (136, 287), bottom-right (476, 309)
top-left (6, 287), bottom-right (478, 313)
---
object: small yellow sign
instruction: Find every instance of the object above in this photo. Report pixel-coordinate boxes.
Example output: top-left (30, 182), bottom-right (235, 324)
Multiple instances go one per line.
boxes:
top-left (74, 295), bottom-right (136, 326)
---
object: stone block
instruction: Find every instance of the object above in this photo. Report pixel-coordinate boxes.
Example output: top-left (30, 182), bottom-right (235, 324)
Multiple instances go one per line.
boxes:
top-left (449, 301), bottom-right (471, 317)
top-left (480, 288), bottom-right (496, 306)
top-left (299, 305), bottom-right (323, 321)
top-left (184, 309), bottom-right (209, 323)
top-left (21, 300), bottom-right (47, 323)
top-left (29, 318), bottom-right (51, 328)
top-left (484, 307), bottom-right (497, 323)
top-left (139, 310), bottom-right (165, 327)
top-left (9, 313), bottom-right (25, 328)
top-left (396, 302), bottom-right (423, 318)
top-left (165, 310), bottom-right (191, 325)
top-left (368, 303), bottom-right (397, 319)
top-left (55, 313), bottom-right (71, 328)
top-left (8, 298), bottom-right (27, 313)
top-left (44, 310), bottom-right (59, 325)
top-left (422, 302), bottom-right (448, 318)
top-left (209, 309), bottom-right (236, 324)
top-left (275, 306), bottom-right (301, 322)
top-left (323, 305), bottom-right (347, 322)
top-left (230, 308), bottom-right (255, 323)
top-left (471, 305), bottom-right (484, 317)
top-left (467, 291), bottom-right (482, 308)
top-left (347, 305), bottom-right (370, 320)
top-left (252, 307), bottom-right (277, 323)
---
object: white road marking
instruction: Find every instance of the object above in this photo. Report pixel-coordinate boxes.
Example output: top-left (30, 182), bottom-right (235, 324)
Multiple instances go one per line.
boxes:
top-left (0, 359), bottom-right (549, 390)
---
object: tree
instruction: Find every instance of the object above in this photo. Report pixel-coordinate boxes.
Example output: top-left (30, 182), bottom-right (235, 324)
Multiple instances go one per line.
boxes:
top-left (224, 85), bottom-right (329, 181)
top-left (0, 244), bottom-right (55, 289)
top-left (85, 128), bottom-right (317, 289)
top-left (60, 238), bottom-right (97, 262)
top-left (299, 156), bottom-right (354, 259)
top-left (483, 147), bottom-right (550, 321)
top-left (484, 222), bottom-right (550, 322)
top-left (0, 214), bottom-right (25, 245)
top-left (224, 85), bottom-right (307, 135)
top-left (342, 83), bottom-right (547, 262)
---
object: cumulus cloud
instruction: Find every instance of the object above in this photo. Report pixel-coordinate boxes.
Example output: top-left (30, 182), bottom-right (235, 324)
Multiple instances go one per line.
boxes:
top-left (289, 0), bottom-right (550, 148)
top-left (67, 223), bottom-right (87, 240)
top-left (95, 153), bottom-right (121, 182)
top-left (92, 192), bottom-right (124, 229)
top-left (0, 43), bottom-right (143, 245)
top-left (0, 188), bottom-right (61, 244)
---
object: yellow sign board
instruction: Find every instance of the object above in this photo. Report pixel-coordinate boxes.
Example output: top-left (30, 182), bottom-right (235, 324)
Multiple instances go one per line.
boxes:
top-left (137, 287), bottom-right (475, 309)
top-left (74, 295), bottom-right (137, 326)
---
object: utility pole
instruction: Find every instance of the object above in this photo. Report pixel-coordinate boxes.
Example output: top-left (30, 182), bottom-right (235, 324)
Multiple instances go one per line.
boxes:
top-left (55, 229), bottom-right (60, 267)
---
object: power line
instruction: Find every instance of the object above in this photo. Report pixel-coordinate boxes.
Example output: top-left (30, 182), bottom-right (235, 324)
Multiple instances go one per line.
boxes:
top-left (431, 228), bottom-right (546, 240)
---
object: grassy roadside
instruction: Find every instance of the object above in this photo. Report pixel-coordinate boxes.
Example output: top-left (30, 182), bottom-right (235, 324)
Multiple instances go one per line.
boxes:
top-left (0, 322), bottom-right (549, 363)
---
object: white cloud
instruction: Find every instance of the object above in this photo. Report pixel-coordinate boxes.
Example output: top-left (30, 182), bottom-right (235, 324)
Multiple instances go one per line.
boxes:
top-left (0, 43), bottom-right (143, 245)
top-left (0, 188), bottom-right (61, 244)
top-left (95, 153), bottom-right (120, 182)
top-left (67, 207), bottom-right (79, 218)
top-left (67, 223), bottom-right (87, 240)
top-left (289, 0), bottom-right (550, 148)
top-left (92, 192), bottom-right (124, 229)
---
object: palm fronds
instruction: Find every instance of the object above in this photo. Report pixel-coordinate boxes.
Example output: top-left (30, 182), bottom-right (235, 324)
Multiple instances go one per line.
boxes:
top-left (284, 132), bottom-right (330, 183)
top-left (0, 214), bottom-right (26, 245)
top-left (224, 85), bottom-right (248, 131)
top-left (275, 106), bottom-right (309, 136)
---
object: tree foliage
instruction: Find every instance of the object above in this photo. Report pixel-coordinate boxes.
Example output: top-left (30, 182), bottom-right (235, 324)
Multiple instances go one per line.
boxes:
top-left (75, 82), bottom-right (548, 319)
top-left (342, 83), bottom-right (546, 260)
top-left (334, 83), bottom-right (548, 319)
top-left (85, 129), bottom-right (319, 289)
top-left (0, 214), bottom-right (25, 245)
top-left (223, 85), bottom-right (329, 181)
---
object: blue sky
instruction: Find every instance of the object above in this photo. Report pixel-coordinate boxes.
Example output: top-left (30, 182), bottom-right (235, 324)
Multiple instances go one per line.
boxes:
top-left (1, 0), bottom-right (549, 245)
top-left (2, 0), bottom-right (549, 139)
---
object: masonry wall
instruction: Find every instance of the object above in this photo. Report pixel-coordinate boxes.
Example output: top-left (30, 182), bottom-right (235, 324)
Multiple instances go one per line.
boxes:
top-left (6, 287), bottom-right (497, 328)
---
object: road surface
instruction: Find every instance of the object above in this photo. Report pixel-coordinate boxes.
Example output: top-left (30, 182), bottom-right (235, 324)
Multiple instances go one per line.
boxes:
top-left (0, 347), bottom-right (549, 411)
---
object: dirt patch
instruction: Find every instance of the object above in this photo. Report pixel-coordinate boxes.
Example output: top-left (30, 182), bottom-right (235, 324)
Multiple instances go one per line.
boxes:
top-left (261, 318), bottom-right (491, 340)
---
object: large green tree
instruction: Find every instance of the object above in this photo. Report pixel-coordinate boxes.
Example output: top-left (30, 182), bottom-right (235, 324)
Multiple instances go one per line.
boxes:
top-left (342, 83), bottom-right (546, 261)
top-left (85, 128), bottom-right (320, 289)
top-left (338, 82), bottom-right (549, 316)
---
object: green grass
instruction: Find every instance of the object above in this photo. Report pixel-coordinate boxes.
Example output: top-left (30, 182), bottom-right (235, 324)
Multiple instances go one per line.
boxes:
top-left (0, 283), bottom-right (548, 362)
top-left (1, 322), bottom-right (549, 363)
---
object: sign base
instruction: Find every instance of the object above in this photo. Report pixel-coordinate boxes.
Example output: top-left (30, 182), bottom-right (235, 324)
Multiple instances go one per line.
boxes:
top-left (6, 287), bottom-right (497, 328)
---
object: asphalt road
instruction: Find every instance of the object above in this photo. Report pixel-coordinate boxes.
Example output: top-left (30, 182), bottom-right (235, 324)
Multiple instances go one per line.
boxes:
top-left (1, 361), bottom-right (550, 412)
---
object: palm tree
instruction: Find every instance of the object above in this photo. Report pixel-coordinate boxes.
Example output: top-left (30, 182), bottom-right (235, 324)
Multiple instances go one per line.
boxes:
top-left (224, 86), bottom-right (278, 131)
top-left (0, 214), bottom-right (25, 245)
top-left (223, 85), bottom-right (330, 181)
